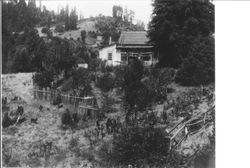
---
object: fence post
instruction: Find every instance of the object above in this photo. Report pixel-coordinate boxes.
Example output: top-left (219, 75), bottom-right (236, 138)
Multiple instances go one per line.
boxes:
top-left (34, 86), bottom-right (37, 99)
top-left (43, 88), bottom-right (46, 100)
top-left (38, 87), bottom-right (41, 100)
top-left (47, 87), bottom-right (50, 101)
top-left (67, 95), bottom-right (69, 105)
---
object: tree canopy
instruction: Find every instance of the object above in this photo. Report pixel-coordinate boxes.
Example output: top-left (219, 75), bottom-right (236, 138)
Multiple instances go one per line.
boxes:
top-left (148, 0), bottom-right (214, 68)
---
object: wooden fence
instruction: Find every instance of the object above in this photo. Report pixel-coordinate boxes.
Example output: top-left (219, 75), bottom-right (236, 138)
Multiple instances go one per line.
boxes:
top-left (168, 106), bottom-right (215, 150)
top-left (33, 87), bottom-right (97, 109)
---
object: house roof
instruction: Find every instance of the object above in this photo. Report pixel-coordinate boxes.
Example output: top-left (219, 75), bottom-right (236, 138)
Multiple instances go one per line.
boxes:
top-left (118, 31), bottom-right (151, 46)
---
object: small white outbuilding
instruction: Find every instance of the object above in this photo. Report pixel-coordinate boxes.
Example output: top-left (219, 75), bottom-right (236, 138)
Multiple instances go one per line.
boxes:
top-left (98, 44), bottom-right (121, 66)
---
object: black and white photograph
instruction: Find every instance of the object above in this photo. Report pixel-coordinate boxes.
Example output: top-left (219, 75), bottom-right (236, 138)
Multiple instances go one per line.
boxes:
top-left (1, 0), bottom-right (216, 167)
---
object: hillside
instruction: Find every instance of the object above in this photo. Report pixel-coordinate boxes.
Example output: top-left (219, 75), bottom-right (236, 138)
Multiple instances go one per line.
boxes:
top-left (2, 72), bottom-right (215, 167)
top-left (37, 20), bottom-right (97, 40)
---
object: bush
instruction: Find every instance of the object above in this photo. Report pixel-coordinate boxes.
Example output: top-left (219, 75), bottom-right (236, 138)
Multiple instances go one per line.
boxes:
top-left (124, 59), bottom-right (145, 109)
top-left (96, 73), bottom-right (115, 92)
top-left (41, 27), bottom-right (49, 34)
top-left (61, 110), bottom-right (72, 126)
top-left (103, 125), bottom-right (170, 166)
top-left (33, 71), bottom-right (54, 88)
top-left (72, 68), bottom-right (92, 96)
top-left (175, 37), bottom-right (214, 86)
top-left (145, 67), bottom-right (176, 103)
top-left (55, 24), bottom-right (65, 33)
top-left (60, 77), bottom-right (73, 92)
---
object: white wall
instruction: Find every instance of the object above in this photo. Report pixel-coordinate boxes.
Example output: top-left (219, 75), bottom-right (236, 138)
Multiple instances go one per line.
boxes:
top-left (99, 44), bottom-right (121, 66)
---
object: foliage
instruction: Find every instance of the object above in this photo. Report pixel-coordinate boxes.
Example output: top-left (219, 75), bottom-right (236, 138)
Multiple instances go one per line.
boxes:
top-left (61, 110), bottom-right (73, 125)
top-left (68, 7), bottom-right (78, 30)
top-left (60, 77), bottom-right (74, 92)
top-left (11, 45), bottom-right (31, 73)
top-left (72, 68), bottom-right (92, 96)
top-left (41, 27), bottom-right (49, 34)
top-left (33, 70), bottom-right (54, 88)
top-left (124, 59), bottom-right (145, 109)
top-left (81, 30), bottom-right (87, 44)
top-left (88, 31), bottom-right (97, 38)
top-left (107, 124), bottom-right (170, 166)
top-left (88, 58), bottom-right (106, 72)
top-left (112, 5), bottom-right (123, 19)
top-left (55, 24), bottom-right (65, 33)
top-left (98, 140), bottom-right (114, 166)
top-left (3, 27), bottom-right (42, 73)
top-left (2, 1), bottom-right (81, 73)
top-left (69, 136), bottom-right (80, 155)
top-left (43, 37), bottom-right (77, 77)
top-left (113, 66), bottom-right (126, 88)
top-left (175, 37), bottom-right (215, 86)
top-left (2, 140), bottom-right (21, 167)
top-left (2, 0), bottom-right (40, 32)
top-left (95, 6), bottom-right (145, 46)
top-left (144, 67), bottom-right (176, 102)
top-left (96, 73), bottom-right (116, 92)
top-left (101, 92), bottom-right (116, 114)
top-left (148, 0), bottom-right (214, 68)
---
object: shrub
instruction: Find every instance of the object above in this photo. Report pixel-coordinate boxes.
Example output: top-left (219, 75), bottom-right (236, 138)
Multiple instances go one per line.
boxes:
top-left (33, 71), bottom-right (54, 88)
top-left (61, 110), bottom-right (73, 126)
top-left (101, 92), bottom-right (115, 114)
top-left (175, 37), bottom-right (214, 86)
top-left (105, 125), bottom-right (170, 166)
top-left (60, 77), bottom-right (73, 92)
top-left (98, 140), bottom-right (114, 166)
top-left (41, 27), bottom-right (49, 34)
top-left (124, 59), bottom-right (146, 109)
top-left (69, 137), bottom-right (81, 156)
top-left (113, 66), bottom-right (125, 88)
top-left (72, 68), bottom-right (92, 96)
top-left (145, 67), bottom-right (176, 103)
top-left (69, 137), bottom-right (79, 150)
top-left (2, 143), bottom-right (21, 167)
top-left (55, 24), bottom-right (65, 33)
top-left (96, 73), bottom-right (115, 92)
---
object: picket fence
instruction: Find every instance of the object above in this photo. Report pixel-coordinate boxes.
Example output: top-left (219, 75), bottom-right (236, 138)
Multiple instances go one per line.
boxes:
top-left (33, 87), bottom-right (98, 115)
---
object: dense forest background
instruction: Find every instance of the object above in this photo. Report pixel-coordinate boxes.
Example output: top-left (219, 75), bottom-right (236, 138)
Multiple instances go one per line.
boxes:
top-left (2, 1), bottom-right (145, 75)
top-left (2, 0), bottom-right (214, 86)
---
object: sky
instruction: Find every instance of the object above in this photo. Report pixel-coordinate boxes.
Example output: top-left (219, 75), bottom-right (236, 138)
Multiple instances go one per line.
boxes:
top-left (36, 0), bottom-right (153, 27)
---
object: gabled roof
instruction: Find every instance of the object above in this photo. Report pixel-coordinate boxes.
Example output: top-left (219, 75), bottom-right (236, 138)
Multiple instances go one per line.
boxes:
top-left (118, 31), bottom-right (151, 46)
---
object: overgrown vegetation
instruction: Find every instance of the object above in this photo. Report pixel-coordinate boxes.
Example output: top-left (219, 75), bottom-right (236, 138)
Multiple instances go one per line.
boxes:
top-left (148, 0), bottom-right (214, 86)
top-left (2, 0), bottom-right (79, 73)
top-left (175, 36), bottom-right (215, 86)
top-left (2, 1), bottom-right (215, 168)
top-left (95, 6), bottom-right (145, 46)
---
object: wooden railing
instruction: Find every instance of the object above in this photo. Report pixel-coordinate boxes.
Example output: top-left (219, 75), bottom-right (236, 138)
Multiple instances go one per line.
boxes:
top-left (33, 87), bottom-right (97, 109)
top-left (168, 106), bottom-right (215, 150)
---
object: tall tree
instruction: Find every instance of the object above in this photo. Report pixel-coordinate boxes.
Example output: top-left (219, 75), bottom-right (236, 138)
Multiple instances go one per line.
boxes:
top-left (69, 7), bottom-right (78, 30)
top-left (112, 5), bottom-right (123, 19)
top-left (148, 0), bottom-right (214, 68)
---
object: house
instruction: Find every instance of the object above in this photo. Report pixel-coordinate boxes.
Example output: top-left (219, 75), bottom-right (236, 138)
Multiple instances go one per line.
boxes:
top-left (98, 31), bottom-right (157, 66)
top-left (99, 44), bottom-right (120, 66)
top-left (117, 31), bottom-right (157, 66)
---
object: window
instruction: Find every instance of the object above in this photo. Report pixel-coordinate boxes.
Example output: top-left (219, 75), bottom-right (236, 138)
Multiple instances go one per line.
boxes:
top-left (142, 55), bottom-right (151, 61)
top-left (121, 53), bottom-right (127, 62)
top-left (108, 53), bottom-right (112, 60)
